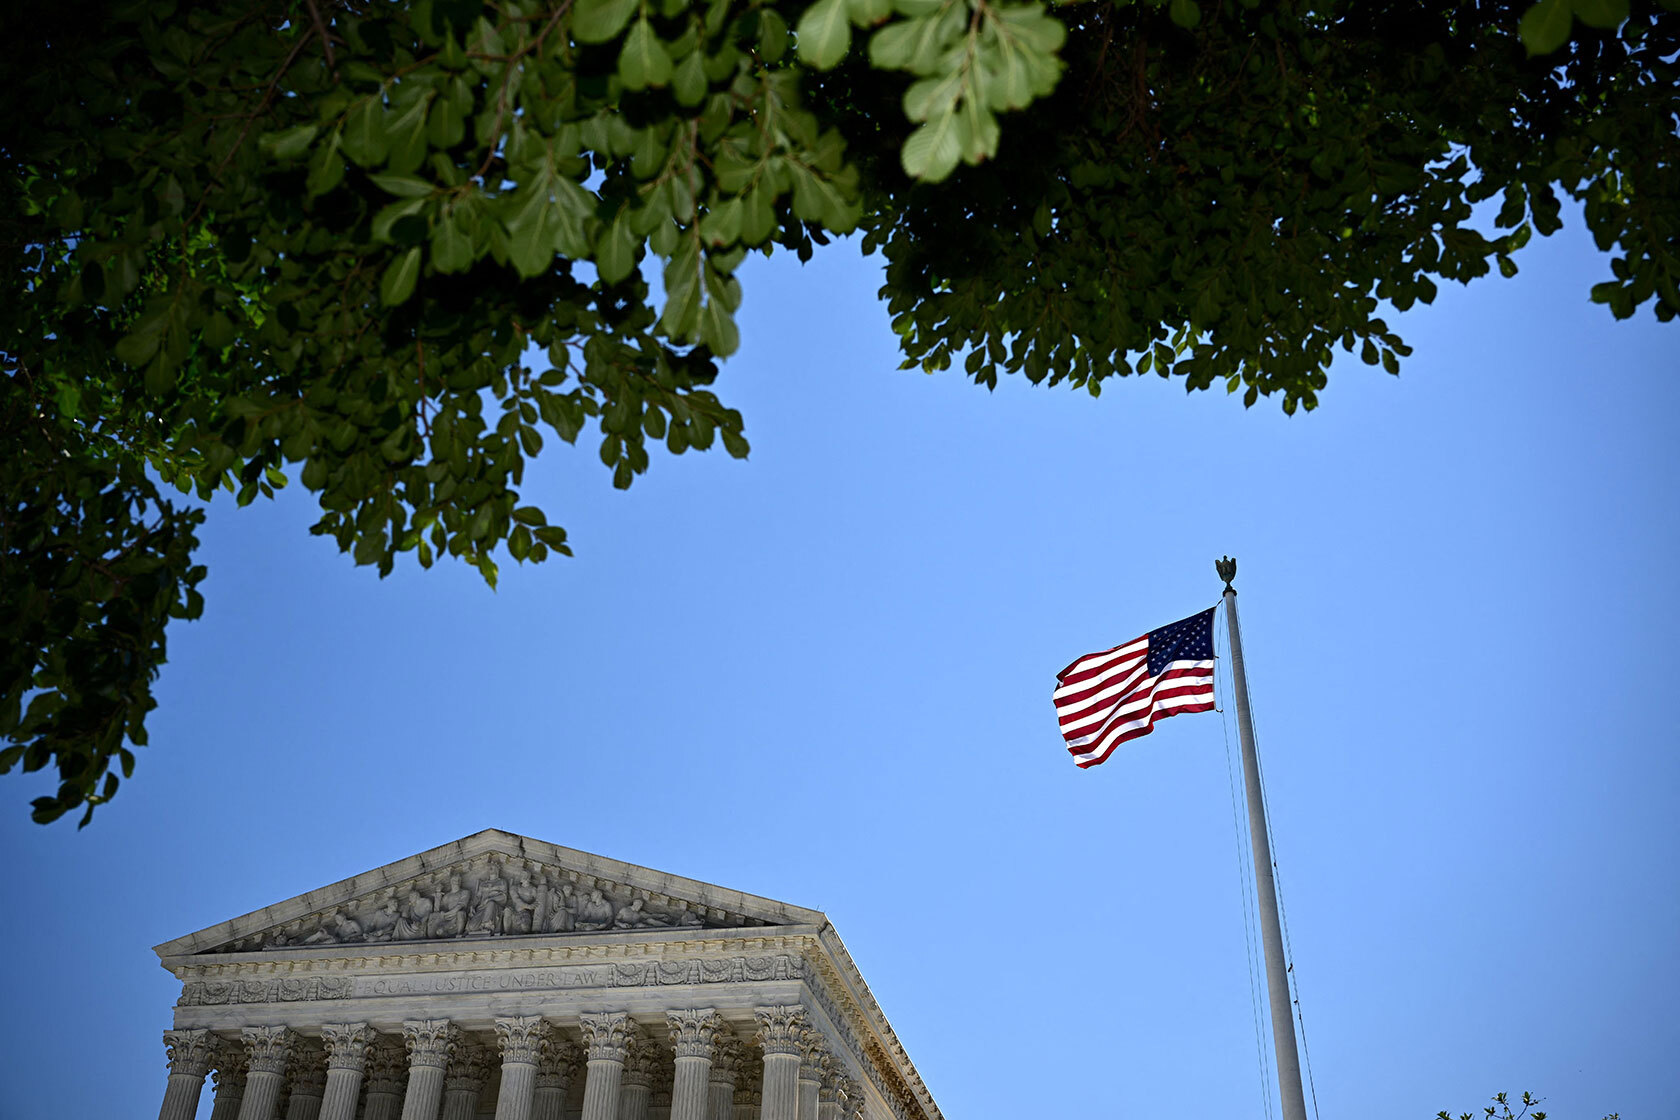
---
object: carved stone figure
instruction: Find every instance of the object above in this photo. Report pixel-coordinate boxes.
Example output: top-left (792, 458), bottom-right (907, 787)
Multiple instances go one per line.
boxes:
top-left (505, 869), bottom-right (538, 935)
top-left (541, 879), bottom-right (576, 933)
top-left (302, 905), bottom-right (362, 945)
top-left (470, 861), bottom-right (509, 935)
top-left (670, 901), bottom-right (705, 927)
top-left (395, 886), bottom-right (434, 941)
top-left (614, 898), bottom-right (672, 929)
top-left (576, 888), bottom-right (615, 931)
top-left (430, 873), bottom-right (471, 939)
top-left (362, 892), bottom-right (399, 942)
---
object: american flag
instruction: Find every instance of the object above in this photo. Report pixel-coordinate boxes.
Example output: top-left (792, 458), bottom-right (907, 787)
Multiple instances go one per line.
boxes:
top-left (1054, 606), bottom-right (1218, 768)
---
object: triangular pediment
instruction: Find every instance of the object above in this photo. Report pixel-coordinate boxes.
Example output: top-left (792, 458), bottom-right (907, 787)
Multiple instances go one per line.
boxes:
top-left (156, 829), bottom-right (825, 958)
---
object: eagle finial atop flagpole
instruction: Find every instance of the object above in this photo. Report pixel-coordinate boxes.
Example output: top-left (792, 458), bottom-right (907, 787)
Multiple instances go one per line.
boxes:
top-left (1216, 555), bottom-right (1237, 593)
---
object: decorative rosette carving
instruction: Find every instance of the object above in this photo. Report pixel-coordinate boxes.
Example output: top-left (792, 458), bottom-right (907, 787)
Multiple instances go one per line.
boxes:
top-left (752, 1006), bottom-right (809, 1058)
top-left (321, 1023), bottom-right (374, 1073)
top-left (493, 1016), bottom-right (547, 1066)
top-left (241, 1026), bottom-right (297, 1076)
top-left (667, 1008), bottom-right (724, 1061)
top-left (163, 1029), bottom-right (217, 1078)
top-left (402, 1019), bottom-right (459, 1070)
top-left (365, 1040), bottom-right (409, 1095)
top-left (578, 1011), bottom-right (633, 1063)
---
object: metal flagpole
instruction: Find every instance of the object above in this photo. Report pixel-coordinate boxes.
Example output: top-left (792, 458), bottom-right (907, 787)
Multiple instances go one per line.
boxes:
top-left (1216, 556), bottom-right (1308, 1120)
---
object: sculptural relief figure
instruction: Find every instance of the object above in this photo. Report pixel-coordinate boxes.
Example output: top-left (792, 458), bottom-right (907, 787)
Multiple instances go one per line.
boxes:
top-left (576, 888), bottom-right (615, 931)
top-left (431, 873), bottom-right (471, 939)
top-left (395, 885), bottom-right (435, 941)
top-left (504, 869), bottom-right (538, 935)
top-left (542, 880), bottom-right (576, 933)
top-left (302, 905), bottom-right (363, 945)
top-left (470, 861), bottom-right (509, 935)
top-left (669, 902), bottom-right (705, 928)
top-left (613, 898), bottom-right (672, 929)
top-left (362, 892), bottom-right (400, 942)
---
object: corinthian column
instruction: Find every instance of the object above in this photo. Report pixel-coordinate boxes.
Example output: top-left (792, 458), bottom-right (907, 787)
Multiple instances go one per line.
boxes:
top-left (493, 1017), bottom-right (546, 1120)
top-left (362, 1041), bottom-right (409, 1120)
top-left (795, 1034), bottom-right (827, 1120)
top-left (532, 1032), bottom-right (583, 1120)
top-left (317, 1024), bottom-right (373, 1120)
top-left (441, 1043), bottom-right (491, 1120)
top-left (285, 1041), bottom-right (328, 1120)
top-left (400, 1020), bottom-right (458, 1120)
top-left (666, 1009), bottom-right (723, 1120)
top-left (816, 1059), bottom-right (840, 1120)
top-left (577, 1012), bottom-right (633, 1120)
top-left (237, 1026), bottom-right (297, 1120)
top-left (705, 1036), bottom-right (741, 1120)
top-left (617, 1032), bottom-right (657, 1120)
top-left (209, 1041), bottom-right (249, 1120)
top-left (752, 1007), bottom-right (808, 1120)
top-left (159, 1029), bottom-right (217, 1120)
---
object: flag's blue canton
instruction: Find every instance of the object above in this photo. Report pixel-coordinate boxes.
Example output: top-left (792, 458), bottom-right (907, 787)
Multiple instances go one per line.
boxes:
top-left (1146, 606), bottom-right (1217, 676)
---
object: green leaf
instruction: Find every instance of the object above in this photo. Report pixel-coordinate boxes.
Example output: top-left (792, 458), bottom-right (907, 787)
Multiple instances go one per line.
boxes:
top-left (1519, 0), bottom-right (1573, 54)
top-left (573, 0), bottom-right (638, 43)
top-left (381, 247), bottom-right (422, 306)
top-left (797, 0), bottom-right (852, 69)
top-left (661, 238), bottom-right (702, 338)
top-left (619, 18), bottom-right (674, 90)
top-left (260, 123), bottom-right (319, 161)
top-left (342, 96), bottom-right (389, 167)
top-left (432, 209), bottom-right (475, 273)
top-left (369, 172), bottom-right (435, 197)
top-left (1570, 0), bottom-right (1627, 27)
top-left (596, 215), bottom-right (639, 284)
top-left (306, 140), bottom-right (346, 196)
top-left (671, 49), bottom-right (707, 106)
top-left (1169, 0), bottom-right (1201, 29)
top-left (901, 114), bottom-right (963, 181)
top-left (386, 93), bottom-right (432, 173)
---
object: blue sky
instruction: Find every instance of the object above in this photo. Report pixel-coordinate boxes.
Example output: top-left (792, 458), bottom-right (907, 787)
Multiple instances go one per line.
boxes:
top-left (2, 209), bottom-right (1675, 1120)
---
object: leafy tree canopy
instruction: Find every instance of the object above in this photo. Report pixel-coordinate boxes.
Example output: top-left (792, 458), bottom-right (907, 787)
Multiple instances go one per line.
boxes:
top-left (2, 0), bottom-right (1674, 823)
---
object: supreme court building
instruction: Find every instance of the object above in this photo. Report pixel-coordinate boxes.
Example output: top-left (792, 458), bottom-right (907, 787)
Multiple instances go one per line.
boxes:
top-left (152, 830), bottom-right (943, 1120)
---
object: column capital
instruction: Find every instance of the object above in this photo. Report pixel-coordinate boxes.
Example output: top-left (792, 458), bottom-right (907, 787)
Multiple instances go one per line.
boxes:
top-left (752, 1006), bottom-right (809, 1058)
top-left (445, 1042), bottom-right (493, 1093)
top-left (666, 1009), bottom-right (725, 1061)
top-left (241, 1025), bottom-right (297, 1076)
top-left (321, 1023), bottom-right (375, 1073)
top-left (402, 1019), bottom-right (459, 1070)
top-left (364, 1040), bottom-right (408, 1095)
top-left (578, 1011), bottom-right (634, 1063)
top-left (708, 1037), bottom-right (743, 1084)
top-left (211, 1038), bottom-right (247, 1094)
top-left (292, 1040), bottom-right (330, 1099)
top-left (494, 1016), bottom-right (547, 1066)
top-left (620, 1032), bottom-right (661, 1089)
top-left (163, 1029), bottom-right (217, 1078)
top-left (817, 1055), bottom-right (839, 1104)
top-left (796, 1030), bottom-right (829, 1079)
top-left (535, 1033), bottom-right (584, 1090)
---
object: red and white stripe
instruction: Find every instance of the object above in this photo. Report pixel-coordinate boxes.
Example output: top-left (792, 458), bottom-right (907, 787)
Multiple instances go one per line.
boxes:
top-left (1053, 637), bottom-right (1214, 768)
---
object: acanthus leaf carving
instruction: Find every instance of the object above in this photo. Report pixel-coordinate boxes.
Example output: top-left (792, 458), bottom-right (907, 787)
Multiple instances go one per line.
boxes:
top-left (493, 1016), bottom-right (546, 1066)
top-left (162, 1029), bottom-right (217, 1078)
top-left (240, 1026), bottom-right (297, 1076)
top-left (321, 1023), bottom-right (375, 1073)
top-left (402, 1020), bottom-right (459, 1070)
top-left (753, 1006), bottom-right (809, 1058)
top-left (577, 1011), bottom-right (633, 1064)
top-left (667, 1008), bottom-right (725, 1060)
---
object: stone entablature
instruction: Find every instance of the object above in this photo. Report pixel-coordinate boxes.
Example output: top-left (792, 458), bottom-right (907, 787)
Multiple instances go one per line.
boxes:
top-left (151, 830), bottom-right (942, 1120)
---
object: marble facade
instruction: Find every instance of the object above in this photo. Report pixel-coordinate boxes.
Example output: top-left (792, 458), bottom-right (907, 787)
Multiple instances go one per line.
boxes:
top-left (153, 830), bottom-right (942, 1120)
